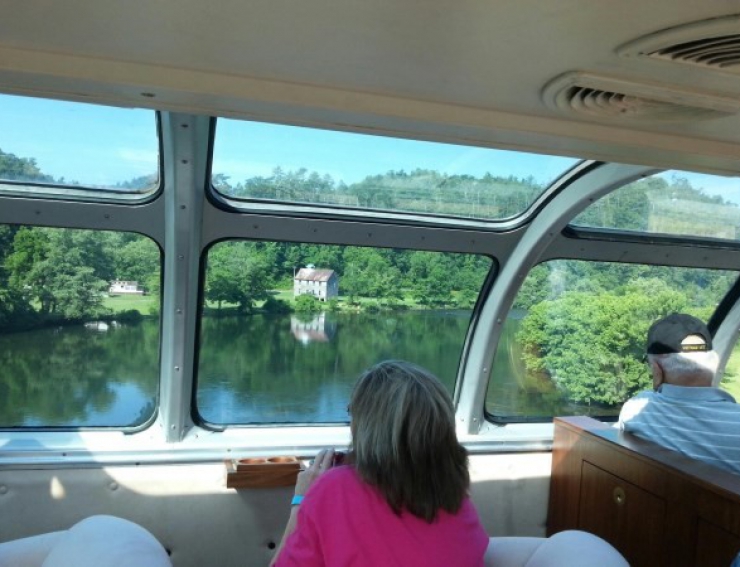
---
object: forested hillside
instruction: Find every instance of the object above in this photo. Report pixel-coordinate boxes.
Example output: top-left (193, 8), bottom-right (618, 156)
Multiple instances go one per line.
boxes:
top-left (214, 167), bottom-right (544, 219)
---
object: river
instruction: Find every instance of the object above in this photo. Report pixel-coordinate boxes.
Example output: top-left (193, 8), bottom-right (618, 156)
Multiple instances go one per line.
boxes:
top-left (0, 310), bottom-right (612, 427)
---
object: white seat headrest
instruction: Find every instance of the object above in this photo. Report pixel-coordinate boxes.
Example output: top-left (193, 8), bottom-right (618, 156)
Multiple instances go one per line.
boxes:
top-left (41, 515), bottom-right (171, 567)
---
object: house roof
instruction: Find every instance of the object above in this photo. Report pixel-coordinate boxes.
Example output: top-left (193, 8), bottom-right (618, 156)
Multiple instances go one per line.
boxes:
top-left (294, 268), bottom-right (335, 282)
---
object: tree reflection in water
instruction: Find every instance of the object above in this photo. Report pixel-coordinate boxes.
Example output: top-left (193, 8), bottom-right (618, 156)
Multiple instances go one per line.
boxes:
top-left (196, 310), bottom-right (475, 424)
top-left (1, 310), bottom-right (590, 428)
top-left (0, 321), bottom-right (159, 427)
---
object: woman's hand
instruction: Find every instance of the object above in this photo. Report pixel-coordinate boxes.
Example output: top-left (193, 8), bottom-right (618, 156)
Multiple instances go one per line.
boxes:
top-left (294, 448), bottom-right (335, 496)
top-left (270, 449), bottom-right (336, 566)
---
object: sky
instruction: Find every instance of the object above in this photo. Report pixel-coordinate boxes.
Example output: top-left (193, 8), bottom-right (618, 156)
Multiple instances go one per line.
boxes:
top-left (0, 93), bottom-right (576, 190)
top-left (211, 119), bottom-right (578, 187)
top-left (657, 170), bottom-right (740, 201)
top-left (1, 93), bottom-right (739, 204)
top-left (0, 95), bottom-right (158, 187)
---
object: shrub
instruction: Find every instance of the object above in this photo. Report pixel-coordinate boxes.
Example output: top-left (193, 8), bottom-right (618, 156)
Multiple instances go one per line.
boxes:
top-left (294, 294), bottom-right (321, 313)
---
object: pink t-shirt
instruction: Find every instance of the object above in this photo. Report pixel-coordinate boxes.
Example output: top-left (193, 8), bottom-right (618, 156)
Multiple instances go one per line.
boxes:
top-left (275, 466), bottom-right (489, 567)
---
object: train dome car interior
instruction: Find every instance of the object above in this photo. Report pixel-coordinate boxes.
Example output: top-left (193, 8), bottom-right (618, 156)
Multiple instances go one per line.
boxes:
top-left (1, 1), bottom-right (740, 566)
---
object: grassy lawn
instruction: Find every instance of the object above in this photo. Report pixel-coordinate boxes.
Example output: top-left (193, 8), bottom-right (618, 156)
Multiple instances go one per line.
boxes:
top-left (103, 295), bottom-right (157, 315)
top-left (270, 290), bottom-right (294, 302)
top-left (204, 289), bottom-right (454, 313)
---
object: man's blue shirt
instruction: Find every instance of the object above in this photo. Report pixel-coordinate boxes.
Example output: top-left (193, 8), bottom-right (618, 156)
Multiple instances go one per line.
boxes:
top-left (619, 384), bottom-right (740, 475)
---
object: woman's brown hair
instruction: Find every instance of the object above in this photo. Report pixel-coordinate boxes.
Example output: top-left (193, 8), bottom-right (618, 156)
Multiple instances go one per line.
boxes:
top-left (348, 360), bottom-right (469, 522)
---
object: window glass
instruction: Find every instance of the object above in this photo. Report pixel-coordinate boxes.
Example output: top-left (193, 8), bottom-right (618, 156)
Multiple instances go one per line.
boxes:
top-left (722, 343), bottom-right (740, 402)
top-left (571, 171), bottom-right (740, 240)
top-left (0, 94), bottom-right (159, 197)
top-left (196, 241), bottom-right (493, 424)
top-left (486, 260), bottom-right (737, 421)
top-left (0, 225), bottom-right (161, 427)
top-left (211, 119), bottom-right (578, 221)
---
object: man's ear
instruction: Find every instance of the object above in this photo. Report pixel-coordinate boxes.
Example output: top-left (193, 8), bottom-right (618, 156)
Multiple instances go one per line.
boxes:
top-left (650, 358), bottom-right (664, 390)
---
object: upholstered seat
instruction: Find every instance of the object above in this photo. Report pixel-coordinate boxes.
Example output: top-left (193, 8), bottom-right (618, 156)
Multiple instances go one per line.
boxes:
top-left (0, 515), bottom-right (171, 567)
top-left (486, 530), bottom-right (629, 567)
top-left (0, 518), bottom-right (625, 567)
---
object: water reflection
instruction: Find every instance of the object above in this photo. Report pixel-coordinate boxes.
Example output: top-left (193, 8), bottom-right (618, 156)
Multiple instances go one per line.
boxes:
top-left (0, 322), bottom-right (159, 427)
top-left (197, 310), bottom-right (475, 424)
top-left (290, 313), bottom-right (337, 344)
top-left (0, 309), bottom-right (607, 428)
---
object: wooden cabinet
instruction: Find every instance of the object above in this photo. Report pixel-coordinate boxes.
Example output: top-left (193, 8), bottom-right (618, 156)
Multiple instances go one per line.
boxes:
top-left (548, 417), bottom-right (740, 567)
top-left (579, 462), bottom-right (666, 566)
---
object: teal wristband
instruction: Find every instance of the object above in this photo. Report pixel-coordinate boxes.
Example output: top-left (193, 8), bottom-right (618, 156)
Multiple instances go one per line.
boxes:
top-left (291, 495), bottom-right (304, 506)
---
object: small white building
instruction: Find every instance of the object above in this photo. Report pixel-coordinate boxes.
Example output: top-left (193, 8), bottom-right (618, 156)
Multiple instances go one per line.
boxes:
top-left (293, 267), bottom-right (338, 301)
top-left (109, 280), bottom-right (145, 295)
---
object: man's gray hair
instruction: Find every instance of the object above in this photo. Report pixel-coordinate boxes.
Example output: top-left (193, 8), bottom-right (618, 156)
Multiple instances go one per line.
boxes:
top-left (649, 350), bottom-right (719, 386)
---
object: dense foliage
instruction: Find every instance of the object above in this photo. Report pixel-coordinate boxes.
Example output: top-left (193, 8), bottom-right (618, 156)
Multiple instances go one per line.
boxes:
top-left (515, 263), bottom-right (735, 407)
top-left (203, 241), bottom-right (492, 313)
top-left (0, 225), bottom-right (161, 329)
top-left (519, 276), bottom-right (686, 405)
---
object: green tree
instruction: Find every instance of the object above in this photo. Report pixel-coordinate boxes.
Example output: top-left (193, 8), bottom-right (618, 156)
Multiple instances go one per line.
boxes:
top-left (0, 149), bottom-right (54, 183)
top-left (413, 265), bottom-right (450, 308)
top-left (518, 280), bottom-right (688, 405)
top-left (0, 287), bottom-right (36, 330)
top-left (6, 228), bottom-right (54, 314)
top-left (408, 253), bottom-right (453, 308)
top-left (341, 248), bottom-right (392, 299)
top-left (7, 228), bottom-right (112, 320)
top-left (205, 243), bottom-right (269, 312)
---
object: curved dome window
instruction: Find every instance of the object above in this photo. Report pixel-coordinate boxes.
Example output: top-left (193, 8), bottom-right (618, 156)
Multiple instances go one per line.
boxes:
top-left (211, 118), bottom-right (578, 223)
top-left (487, 259), bottom-right (738, 422)
top-left (571, 170), bottom-right (740, 241)
top-left (0, 94), bottom-right (159, 201)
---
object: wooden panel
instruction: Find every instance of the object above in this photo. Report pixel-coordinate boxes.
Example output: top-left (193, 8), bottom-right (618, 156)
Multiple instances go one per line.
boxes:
top-left (547, 416), bottom-right (613, 535)
top-left (547, 423), bottom-right (584, 534)
top-left (225, 458), bottom-right (302, 488)
top-left (548, 416), bottom-right (740, 567)
top-left (695, 519), bottom-right (740, 567)
top-left (579, 462), bottom-right (665, 567)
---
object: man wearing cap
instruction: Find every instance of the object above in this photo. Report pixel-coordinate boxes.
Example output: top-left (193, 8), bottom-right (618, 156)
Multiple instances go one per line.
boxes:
top-left (618, 313), bottom-right (740, 475)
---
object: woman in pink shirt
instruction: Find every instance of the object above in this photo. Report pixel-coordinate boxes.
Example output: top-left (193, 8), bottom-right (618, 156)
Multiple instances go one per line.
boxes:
top-left (271, 360), bottom-right (489, 567)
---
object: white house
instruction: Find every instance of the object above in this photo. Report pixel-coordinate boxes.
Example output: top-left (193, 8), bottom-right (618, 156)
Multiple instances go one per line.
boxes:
top-left (109, 280), bottom-right (145, 295)
top-left (293, 267), bottom-right (338, 301)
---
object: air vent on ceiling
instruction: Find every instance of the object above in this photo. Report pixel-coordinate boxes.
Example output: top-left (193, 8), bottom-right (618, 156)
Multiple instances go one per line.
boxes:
top-left (619, 15), bottom-right (740, 75)
top-left (555, 86), bottom-right (724, 121)
top-left (650, 34), bottom-right (740, 69)
top-left (542, 72), bottom-right (740, 122)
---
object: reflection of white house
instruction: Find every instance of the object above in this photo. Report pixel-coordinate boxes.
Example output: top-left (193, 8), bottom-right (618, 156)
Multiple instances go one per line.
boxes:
top-left (290, 313), bottom-right (337, 344)
top-left (109, 280), bottom-right (145, 295)
top-left (293, 267), bottom-right (338, 301)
